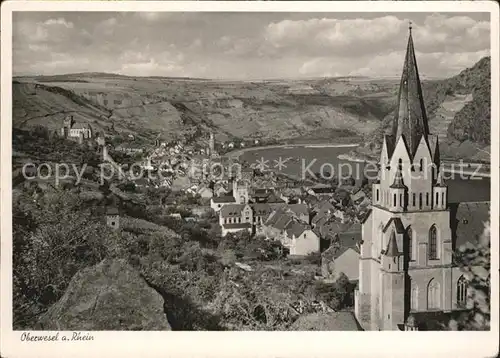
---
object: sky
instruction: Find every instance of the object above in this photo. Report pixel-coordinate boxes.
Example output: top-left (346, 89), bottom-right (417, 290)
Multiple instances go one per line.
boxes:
top-left (13, 12), bottom-right (491, 79)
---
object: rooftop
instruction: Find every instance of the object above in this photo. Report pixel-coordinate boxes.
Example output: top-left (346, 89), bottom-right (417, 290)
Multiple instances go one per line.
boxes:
top-left (223, 223), bottom-right (252, 229)
top-left (212, 196), bottom-right (236, 203)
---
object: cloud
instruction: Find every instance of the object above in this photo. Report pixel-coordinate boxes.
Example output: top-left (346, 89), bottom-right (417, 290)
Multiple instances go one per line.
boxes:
top-left (12, 12), bottom-right (491, 79)
top-left (43, 18), bottom-right (74, 28)
top-left (120, 59), bottom-right (183, 76)
top-left (137, 12), bottom-right (163, 21)
top-left (263, 15), bottom-right (490, 58)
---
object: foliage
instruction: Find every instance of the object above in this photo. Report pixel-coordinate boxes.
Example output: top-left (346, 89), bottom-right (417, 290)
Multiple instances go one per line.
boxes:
top-left (449, 221), bottom-right (490, 330)
top-left (12, 190), bottom-right (112, 329)
top-left (313, 273), bottom-right (353, 311)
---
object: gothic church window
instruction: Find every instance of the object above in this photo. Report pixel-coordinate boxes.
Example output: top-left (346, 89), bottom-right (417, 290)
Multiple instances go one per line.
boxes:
top-left (436, 192), bottom-right (439, 206)
top-left (420, 158), bottom-right (424, 171)
top-left (426, 193), bottom-right (429, 206)
top-left (376, 189), bottom-right (379, 202)
top-left (457, 276), bottom-right (468, 307)
top-left (429, 225), bottom-right (438, 259)
top-left (393, 194), bottom-right (397, 207)
top-left (419, 193), bottom-right (423, 209)
top-left (427, 279), bottom-right (440, 309)
top-left (412, 193), bottom-right (416, 206)
top-left (407, 227), bottom-right (414, 261)
top-left (441, 192), bottom-right (445, 206)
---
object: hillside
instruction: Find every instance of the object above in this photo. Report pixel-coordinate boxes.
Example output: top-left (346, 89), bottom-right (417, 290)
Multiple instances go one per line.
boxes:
top-left (13, 73), bottom-right (399, 145)
top-left (13, 57), bottom-right (490, 161)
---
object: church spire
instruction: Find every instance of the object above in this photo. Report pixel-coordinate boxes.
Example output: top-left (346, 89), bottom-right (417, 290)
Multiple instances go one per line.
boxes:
top-left (392, 22), bottom-right (430, 158)
top-left (390, 166), bottom-right (406, 189)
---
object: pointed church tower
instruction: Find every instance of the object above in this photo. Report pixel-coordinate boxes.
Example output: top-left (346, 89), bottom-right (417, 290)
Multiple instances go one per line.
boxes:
top-left (392, 23), bottom-right (430, 157)
top-left (355, 23), bottom-right (455, 331)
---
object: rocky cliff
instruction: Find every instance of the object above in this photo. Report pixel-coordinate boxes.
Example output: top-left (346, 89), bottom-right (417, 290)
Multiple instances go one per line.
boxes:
top-left (37, 258), bottom-right (171, 331)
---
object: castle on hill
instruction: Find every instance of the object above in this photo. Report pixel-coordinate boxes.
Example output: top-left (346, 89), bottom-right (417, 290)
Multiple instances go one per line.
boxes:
top-left (354, 26), bottom-right (484, 331)
top-left (60, 114), bottom-right (93, 142)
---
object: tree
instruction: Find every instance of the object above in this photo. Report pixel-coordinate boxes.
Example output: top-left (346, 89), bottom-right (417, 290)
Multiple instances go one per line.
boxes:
top-left (313, 272), bottom-right (351, 311)
top-left (13, 190), bottom-right (112, 329)
top-left (449, 220), bottom-right (490, 330)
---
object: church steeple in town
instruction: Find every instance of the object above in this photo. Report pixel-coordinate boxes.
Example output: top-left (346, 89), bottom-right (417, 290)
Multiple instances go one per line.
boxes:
top-left (392, 21), bottom-right (430, 158)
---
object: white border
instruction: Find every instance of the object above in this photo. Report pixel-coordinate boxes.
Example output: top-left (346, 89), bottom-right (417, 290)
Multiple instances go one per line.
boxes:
top-left (1, 2), bottom-right (499, 358)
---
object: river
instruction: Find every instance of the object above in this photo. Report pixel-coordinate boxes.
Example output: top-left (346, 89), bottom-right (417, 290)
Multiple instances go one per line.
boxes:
top-left (236, 144), bottom-right (490, 204)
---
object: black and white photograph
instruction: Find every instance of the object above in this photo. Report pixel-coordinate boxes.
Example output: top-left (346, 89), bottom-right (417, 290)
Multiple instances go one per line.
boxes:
top-left (1, 1), bottom-right (498, 357)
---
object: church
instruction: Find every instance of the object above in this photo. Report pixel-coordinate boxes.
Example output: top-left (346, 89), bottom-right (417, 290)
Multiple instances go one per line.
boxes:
top-left (354, 25), bottom-right (483, 331)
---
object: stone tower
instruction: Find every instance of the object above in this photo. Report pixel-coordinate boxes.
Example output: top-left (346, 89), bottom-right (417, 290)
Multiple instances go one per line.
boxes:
top-left (355, 25), bottom-right (454, 331)
top-left (105, 195), bottom-right (120, 230)
top-left (232, 179), bottom-right (249, 204)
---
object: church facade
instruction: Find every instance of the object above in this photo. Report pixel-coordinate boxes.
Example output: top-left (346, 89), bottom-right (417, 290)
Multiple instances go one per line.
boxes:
top-left (354, 27), bottom-right (472, 331)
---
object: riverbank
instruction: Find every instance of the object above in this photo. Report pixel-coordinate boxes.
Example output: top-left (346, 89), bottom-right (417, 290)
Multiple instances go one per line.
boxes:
top-left (336, 151), bottom-right (491, 178)
top-left (226, 142), bottom-right (360, 160)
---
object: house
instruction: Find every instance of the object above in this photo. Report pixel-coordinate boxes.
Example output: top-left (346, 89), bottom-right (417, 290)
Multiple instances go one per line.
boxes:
top-left (311, 201), bottom-right (336, 228)
top-left (283, 223), bottom-right (320, 256)
top-left (106, 204), bottom-right (120, 230)
top-left (168, 213), bottom-right (182, 219)
top-left (214, 183), bottom-right (229, 197)
top-left (219, 204), bottom-right (253, 236)
top-left (288, 203), bottom-right (310, 223)
top-left (311, 184), bottom-right (336, 196)
top-left (262, 209), bottom-right (319, 256)
top-left (210, 195), bottom-right (236, 212)
top-left (321, 232), bottom-right (362, 281)
top-left (251, 203), bottom-right (273, 226)
top-left (252, 188), bottom-right (272, 203)
top-left (217, 202), bottom-right (273, 236)
top-left (197, 186), bottom-right (214, 199)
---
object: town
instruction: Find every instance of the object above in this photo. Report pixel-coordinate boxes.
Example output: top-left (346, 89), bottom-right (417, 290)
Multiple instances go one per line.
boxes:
top-left (10, 13), bottom-right (492, 334)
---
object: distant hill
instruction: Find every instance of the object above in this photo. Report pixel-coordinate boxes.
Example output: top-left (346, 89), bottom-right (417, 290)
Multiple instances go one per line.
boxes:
top-left (12, 57), bottom-right (490, 161)
top-left (13, 73), bottom-right (399, 145)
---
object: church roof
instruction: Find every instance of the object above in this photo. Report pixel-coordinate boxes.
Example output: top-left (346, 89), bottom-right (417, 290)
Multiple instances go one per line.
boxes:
top-left (360, 209), bottom-right (372, 224)
top-left (220, 204), bottom-right (246, 218)
top-left (390, 166), bottom-right (407, 189)
top-left (212, 196), bottom-right (236, 203)
top-left (392, 25), bottom-right (430, 159)
top-left (427, 134), bottom-right (440, 163)
top-left (383, 135), bottom-right (396, 161)
top-left (385, 232), bottom-right (400, 257)
top-left (382, 217), bottom-right (405, 234)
